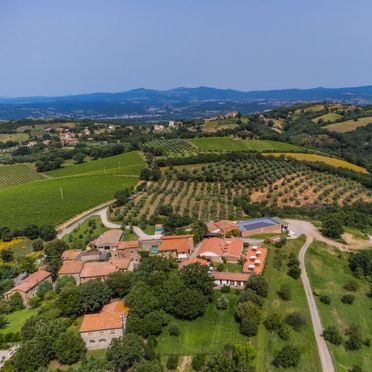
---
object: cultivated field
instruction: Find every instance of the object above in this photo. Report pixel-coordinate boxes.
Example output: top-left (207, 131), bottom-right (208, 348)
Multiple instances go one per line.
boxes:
top-left (307, 242), bottom-right (372, 371)
top-left (0, 132), bottom-right (29, 143)
top-left (202, 118), bottom-right (240, 132)
top-left (312, 113), bottom-right (343, 124)
top-left (324, 116), bottom-right (372, 133)
top-left (0, 174), bottom-right (139, 228)
top-left (46, 151), bottom-right (144, 177)
top-left (265, 152), bottom-right (368, 173)
top-left (190, 137), bottom-right (301, 152)
top-left (0, 163), bottom-right (45, 189)
top-left (113, 158), bottom-right (371, 224)
top-left (145, 139), bottom-right (198, 156)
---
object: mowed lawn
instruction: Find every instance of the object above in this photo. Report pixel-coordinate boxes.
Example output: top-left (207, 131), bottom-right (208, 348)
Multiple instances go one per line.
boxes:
top-left (156, 291), bottom-right (245, 355)
top-left (324, 116), bottom-right (372, 133)
top-left (0, 175), bottom-right (138, 229)
top-left (306, 242), bottom-right (372, 371)
top-left (190, 137), bottom-right (301, 152)
top-left (255, 236), bottom-right (321, 372)
top-left (46, 151), bottom-right (145, 177)
top-left (265, 152), bottom-right (368, 173)
top-left (0, 308), bottom-right (38, 335)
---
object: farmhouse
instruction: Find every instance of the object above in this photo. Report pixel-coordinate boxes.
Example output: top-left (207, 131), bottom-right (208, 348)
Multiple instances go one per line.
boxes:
top-left (157, 235), bottom-right (194, 260)
top-left (79, 258), bottom-right (132, 283)
top-left (4, 269), bottom-right (52, 306)
top-left (206, 220), bottom-right (239, 236)
top-left (80, 300), bottom-right (128, 350)
top-left (212, 272), bottom-right (249, 289)
top-left (92, 229), bottom-right (124, 250)
top-left (111, 240), bottom-right (139, 263)
top-left (238, 217), bottom-right (288, 237)
top-left (242, 246), bottom-right (268, 275)
top-left (198, 237), bottom-right (244, 262)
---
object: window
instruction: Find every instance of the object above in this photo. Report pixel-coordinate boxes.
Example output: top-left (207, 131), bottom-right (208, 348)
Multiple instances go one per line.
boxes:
top-left (89, 340), bottom-right (95, 343)
top-left (99, 339), bottom-right (106, 343)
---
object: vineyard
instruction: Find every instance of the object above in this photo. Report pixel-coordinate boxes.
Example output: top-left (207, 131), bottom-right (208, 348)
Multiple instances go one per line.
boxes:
top-left (111, 157), bottom-right (371, 225)
top-left (0, 164), bottom-right (45, 190)
top-left (144, 139), bottom-right (198, 156)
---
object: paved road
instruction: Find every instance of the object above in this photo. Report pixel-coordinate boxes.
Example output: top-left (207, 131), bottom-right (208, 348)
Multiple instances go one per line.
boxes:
top-left (58, 206), bottom-right (159, 240)
top-left (289, 220), bottom-right (335, 372)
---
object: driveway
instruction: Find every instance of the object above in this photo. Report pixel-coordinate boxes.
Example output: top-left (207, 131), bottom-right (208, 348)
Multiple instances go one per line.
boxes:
top-left (290, 220), bottom-right (335, 372)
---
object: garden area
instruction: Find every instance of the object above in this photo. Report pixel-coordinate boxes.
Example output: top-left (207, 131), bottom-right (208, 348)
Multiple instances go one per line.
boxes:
top-left (306, 241), bottom-right (372, 371)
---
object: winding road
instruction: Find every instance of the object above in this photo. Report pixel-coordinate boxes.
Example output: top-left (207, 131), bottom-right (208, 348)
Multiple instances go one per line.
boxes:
top-left (288, 220), bottom-right (335, 372)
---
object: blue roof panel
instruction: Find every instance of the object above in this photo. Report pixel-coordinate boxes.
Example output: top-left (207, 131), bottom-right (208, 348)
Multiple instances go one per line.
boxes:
top-left (238, 217), bottom-right (279, 232)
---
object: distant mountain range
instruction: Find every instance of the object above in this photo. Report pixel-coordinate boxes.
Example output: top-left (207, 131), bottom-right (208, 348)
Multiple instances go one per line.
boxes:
top-left (1, 85), bottom-right (372, 121)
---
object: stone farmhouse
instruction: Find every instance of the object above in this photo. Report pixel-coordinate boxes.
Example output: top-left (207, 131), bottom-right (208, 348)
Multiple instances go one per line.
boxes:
top-left (80, 300), bottom-right (128, 350)
top-left (4, 269), bottom-right (52, 306)
top-left (149, 235), bottom-right (194, 260)
top-left (212, 272), bottom-right (250, 289)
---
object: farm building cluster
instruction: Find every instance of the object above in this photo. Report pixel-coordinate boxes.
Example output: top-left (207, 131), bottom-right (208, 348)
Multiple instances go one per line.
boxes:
top-left (2, 216), bottom-right (284, 350)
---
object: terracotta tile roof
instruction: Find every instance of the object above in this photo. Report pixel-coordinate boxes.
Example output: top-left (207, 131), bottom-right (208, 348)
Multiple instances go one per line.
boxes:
top-left (109, 258), bottom-right (132, 270)
top-left (58, 260), bottom-right (83, 275)
top-left (179, 257), bottom-right (208, 268)
top-left (199, 238), bottom-right (225, 257)
top-left (207, 222), bottom-right (219, 233)
top-left (62, 249), bottom-right (82, 261)
top-left (114, 240), bottom-right (139, 250)
top-left (80, 262), bottom-right (118, 279)
top-left (159, 235), bottom-right (193, 254)
top-left (6, 269), bottom-right (51, 294)
top-left (94, 229), bottom-right (123, 247)
top-left (223, 239), bottom-right (243, 258)
top-left (212, 271), bottom-right (249, 282)
top-left (80, 300), bottom-right (127, 333)
top-left (207, 220), bottom-right (238, 234)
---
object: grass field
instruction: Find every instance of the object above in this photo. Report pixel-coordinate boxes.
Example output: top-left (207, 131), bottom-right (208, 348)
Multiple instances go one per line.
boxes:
top-left (264, 152), bottom-right (368, 173)
top-left (16, 122), bottom-right (75, 133)
top-left (256, 236), bottom-right (321, 372)
top-left (0, 308), bottom-right (38, 335)
top-left (0, 163), bottom-right (45, 190)
top-left (0, 132), bottom-right (29, 143)
top-left (203, 118), bottom-right (240, 132)
top-left (0, 175), bottom-right (139, 229)
top-left (46, 151), bottom-right (144, 177)
top-left (324, 116), bottom-right (372, 133)
top-left (306, 242), bottom-right (372, 371)
top-left (312, 113), bottom-right (343, 124)
top-left (190, 137), bottom-right (301, 152)
top-left (156, 291), bottom-right (245, 355)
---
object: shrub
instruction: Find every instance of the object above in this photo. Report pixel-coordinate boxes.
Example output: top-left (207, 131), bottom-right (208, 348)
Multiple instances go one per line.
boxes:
top-left (285, 312), bottom-right (306, 331)
top-left (273, 345), bottom-right (300, 368)
top-left (236, 301), bottom-right (261, 324)
top-left (167, 355), bottom-right (179, 370)
top-left (277, 284), bottom-right (292, 301)
top-left (287, 265), bottom-right (301, 279)
top-left (192, 353), bottom-right (205, 371)
top-left (345, 326), bottom-right (363, 351)
top-left (240, 317), bottom-right (258, 336)
top-left (240, 289), bottom-right (263, 307)
top-left (348, 366), bottom-right (362, 372)
top-left (246, 274), bottom-right (268, 297)
top-left (313, 288), bottom-right (321, 296)
top-left (264, 313), bottom-right (282, 331)
top-left (319, 295), bottom-right (331, 305)
top-left (221, 285), bottom-right (230, 293)
top-left (0, 315), bottom-right (8, 329)
top-left (344, 280), bottom-right (359, 292)
top-left (168, 324), bottom-right (180, 337)
top-left (323, 326), bottom-right (343, 345)
top-left (216, 296), bottom-right (229, 310)
top-left (341, 294), bottom-right (355, 304)
top-left (278, 323), bottom-right (291, 340)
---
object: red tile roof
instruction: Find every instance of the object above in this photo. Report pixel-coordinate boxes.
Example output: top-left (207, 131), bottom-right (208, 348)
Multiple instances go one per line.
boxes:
top-left (109, 258), bottom-right (132, 270)
top-left (179, 257), bottom-right (208, 268)
top-left (207, 220), bottom-right (239, 234)
top-left (94, 229), bottom-right (123, 247)
top-left (80, 262), bottom-right (118, 279)
top-left (199, 237), bottom-right (224, 256)
top-left (223, 239), bottom-right (243, 258)
top-left (159, 235), bottom-right (193, 254)
top-left (6, 269), bottom-right (51, 294)
top-left (80, 300), bottom-right (128, 333)
top-left (114, 240), bottom-right (139, 250)
top-left (62, 249), bottom-right (81, 261)
top-left (58, 260), bottom-right (83, 275)
top-left (212, 271), bottom-right (249, 282)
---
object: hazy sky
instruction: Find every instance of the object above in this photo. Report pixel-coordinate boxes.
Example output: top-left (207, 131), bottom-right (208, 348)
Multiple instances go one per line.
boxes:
top-left (1, 0), bottom-right (372, 96)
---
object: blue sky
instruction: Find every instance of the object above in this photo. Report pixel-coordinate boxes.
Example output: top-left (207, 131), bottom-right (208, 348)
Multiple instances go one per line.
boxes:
top-left (1, 0), bottom-right (371, 96)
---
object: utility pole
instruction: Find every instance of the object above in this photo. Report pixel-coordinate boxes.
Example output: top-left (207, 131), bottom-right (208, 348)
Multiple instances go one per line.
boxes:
top-left (60, 187), bottom-right (64, 200)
